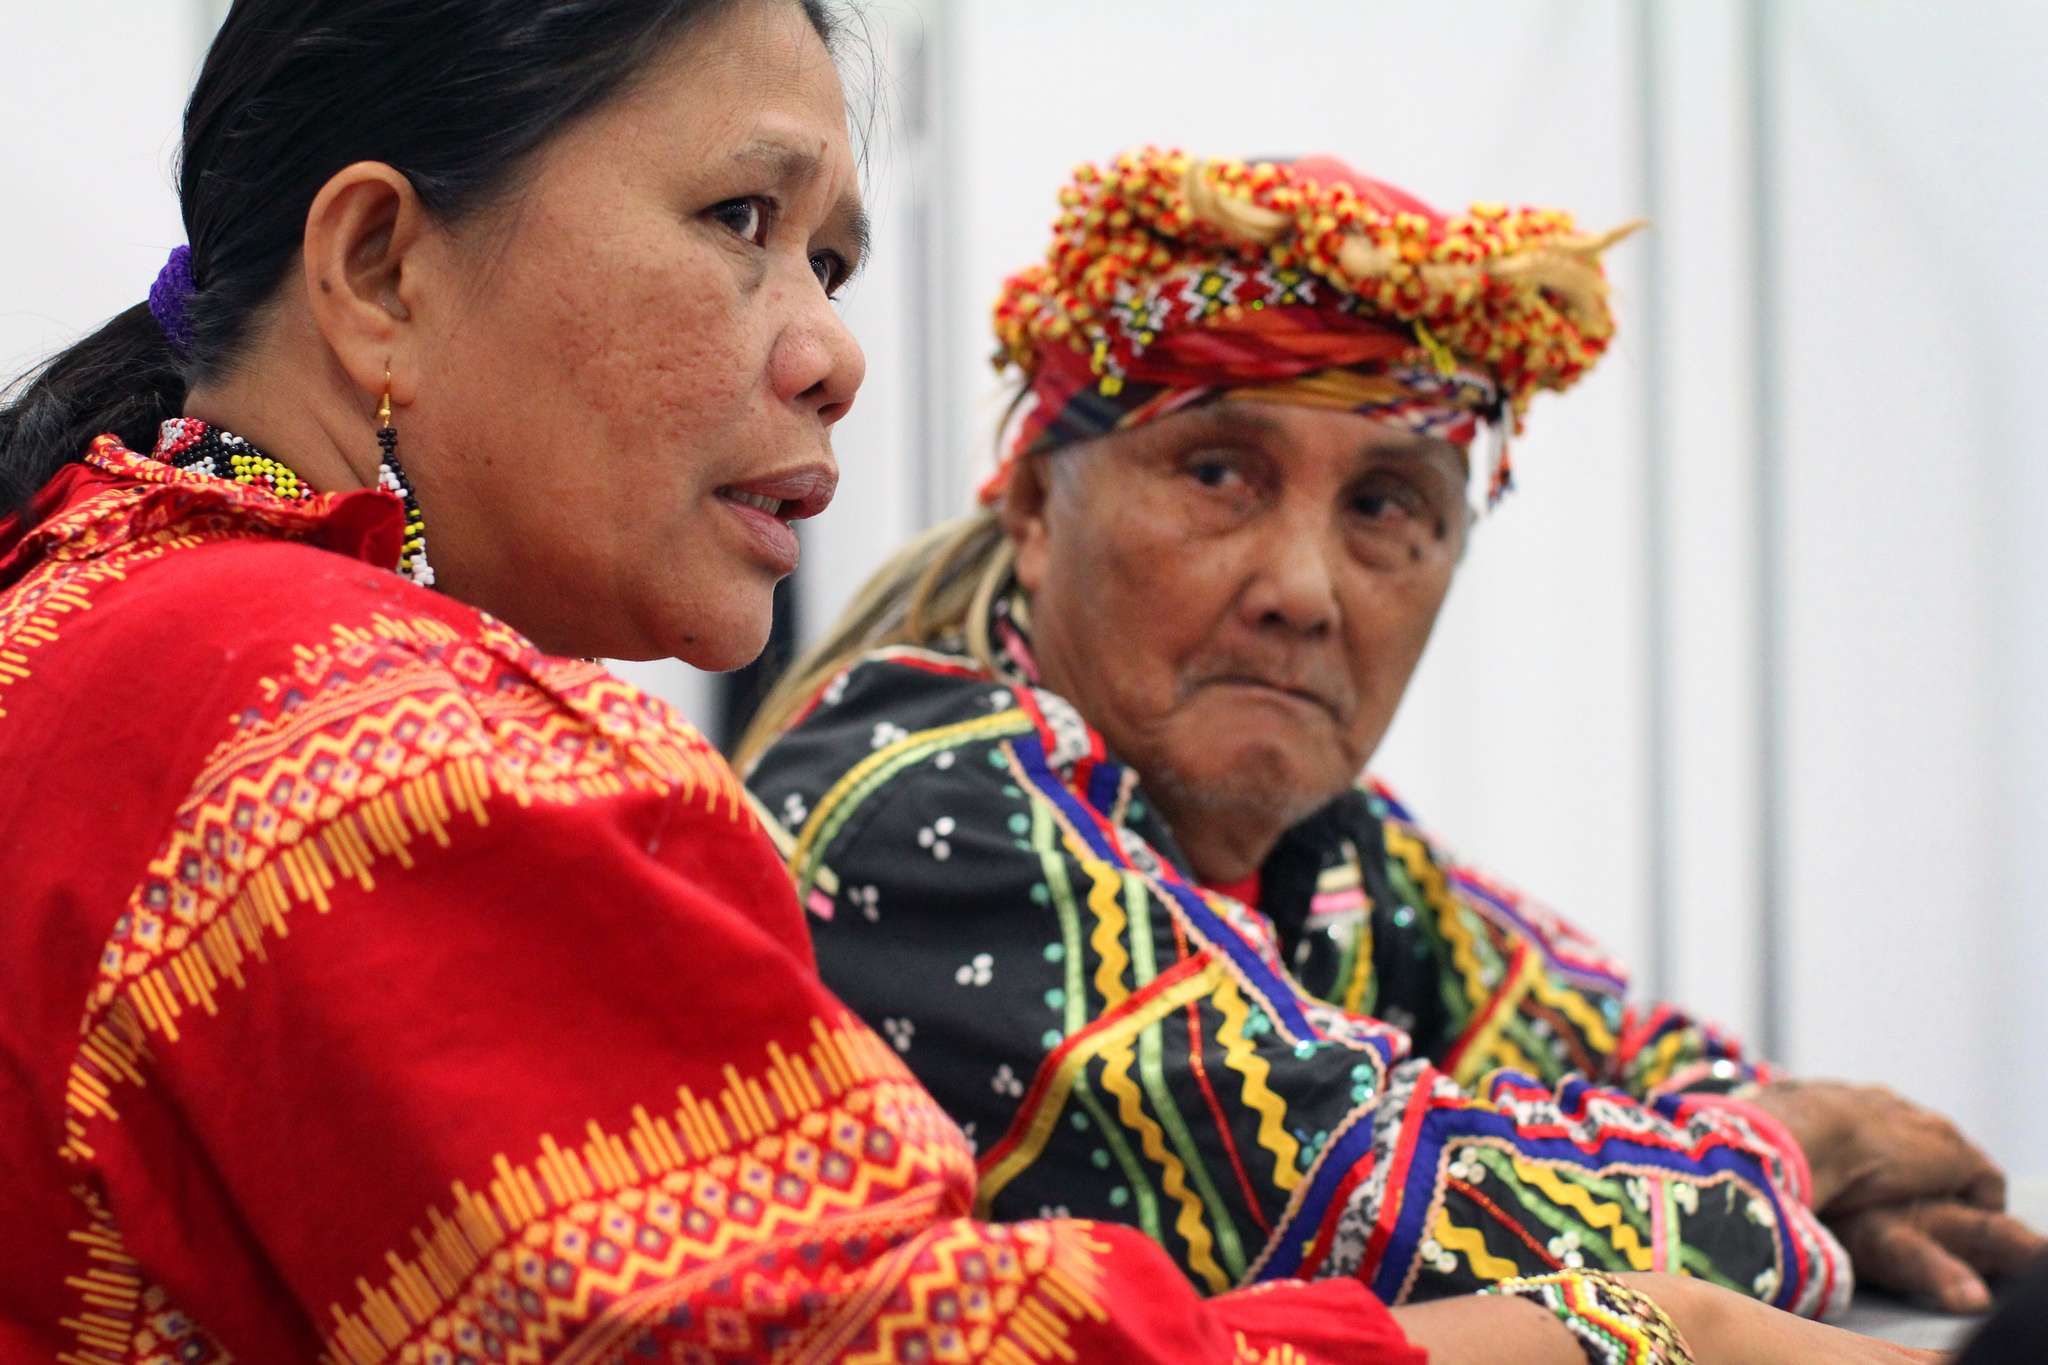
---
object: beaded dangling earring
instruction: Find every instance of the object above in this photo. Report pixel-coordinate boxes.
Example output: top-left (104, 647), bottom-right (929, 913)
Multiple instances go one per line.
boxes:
top-left (375, 372), bottom-right (435, 588)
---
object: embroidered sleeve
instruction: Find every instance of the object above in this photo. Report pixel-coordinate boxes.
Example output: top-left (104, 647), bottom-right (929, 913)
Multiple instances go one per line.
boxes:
top-left (1365, 783), bottom-right (1771, 1099)
top-left (753, 674), bottom-right (1849, 1323)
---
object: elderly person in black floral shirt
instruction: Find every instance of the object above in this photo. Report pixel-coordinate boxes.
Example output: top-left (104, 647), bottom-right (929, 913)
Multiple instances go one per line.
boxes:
top-left (741, 149), bottom-right (2042, 1323)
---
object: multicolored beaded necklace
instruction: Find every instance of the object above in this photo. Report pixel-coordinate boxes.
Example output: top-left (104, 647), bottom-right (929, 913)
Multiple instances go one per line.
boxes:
top-left (152, 417), bottom-right (435, 588)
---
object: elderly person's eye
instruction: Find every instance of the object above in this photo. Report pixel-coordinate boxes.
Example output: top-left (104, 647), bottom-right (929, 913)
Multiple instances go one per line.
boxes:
top-left (1186, 455), bottom-right (1245, 489)
top-left (1352, 484), bottom-right (1422, 521)
top-left (708, 196), bottom-right (771, 245)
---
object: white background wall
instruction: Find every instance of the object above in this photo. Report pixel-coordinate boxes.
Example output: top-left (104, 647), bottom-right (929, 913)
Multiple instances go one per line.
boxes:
top-left (5, 0), bottom-right (2046, 1178)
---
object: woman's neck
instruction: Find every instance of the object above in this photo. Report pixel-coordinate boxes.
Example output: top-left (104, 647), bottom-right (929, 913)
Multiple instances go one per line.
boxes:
top-left (182, 314), bottom-right (379, 496)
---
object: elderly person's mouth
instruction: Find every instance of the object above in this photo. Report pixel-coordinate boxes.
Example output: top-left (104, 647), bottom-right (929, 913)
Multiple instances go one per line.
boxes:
top-left (715, 464), bottom-right (837, 570)
top-left (1189, 674), bottom-right (1350, 722)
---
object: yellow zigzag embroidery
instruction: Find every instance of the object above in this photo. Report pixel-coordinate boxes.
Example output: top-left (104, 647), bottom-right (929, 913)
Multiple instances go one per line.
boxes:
top-left (975, 961), bottom-right (1227, 1215)
top-left (1634, 1028), bottom-right (1691, 1091)
top-left (1448, 948), bottom-right (1543, 1087)
top-left (1530, 970), bottom-right (1619, 1056)
top-left (1096, 1035), bottom-right (1230, 1293)
top-left (1212, 976), bottom-right (1301, 1193)
top-left (1073, 834), bottom-right (1133, 1009)
top-left (1384, 824), bottom-right (1494, 1014)
top-left (1510, 1159), bottom-right (1656, 1270)
top-left (1431, 1207), bottom-right (1524, 1280)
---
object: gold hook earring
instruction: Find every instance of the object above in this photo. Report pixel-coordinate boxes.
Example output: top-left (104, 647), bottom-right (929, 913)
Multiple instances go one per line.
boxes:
top-left (375, 371), bottom-right (434, 588)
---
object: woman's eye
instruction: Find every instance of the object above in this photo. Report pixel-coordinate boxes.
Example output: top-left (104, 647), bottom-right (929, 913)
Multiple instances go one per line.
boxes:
top-left (810, 251), bottom-right (847, 296)
top-left (709, 197), bottom-right (769, 246)
top-left (1188, 457), bottom-right (1242, 490)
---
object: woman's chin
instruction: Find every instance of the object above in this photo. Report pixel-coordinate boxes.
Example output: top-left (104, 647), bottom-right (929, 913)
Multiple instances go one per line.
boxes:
top-left (668, 607), bottom-right (774, 673)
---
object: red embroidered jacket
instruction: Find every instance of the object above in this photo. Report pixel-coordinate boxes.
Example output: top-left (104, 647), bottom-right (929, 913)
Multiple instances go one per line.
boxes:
top-left (0, 435), bottom-right (1421, 1365)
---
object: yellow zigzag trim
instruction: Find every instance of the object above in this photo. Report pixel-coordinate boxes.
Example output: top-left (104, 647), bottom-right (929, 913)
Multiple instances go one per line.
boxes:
top-left (976, 961), bottom-right (1228, 1215)
top-left (1634, 1027), bottom-right (1691, 1091)
top-left (1384, 824), bottom-right (1494, 1015)
top-left (322, 1014), bottom-right (936, 1365)
top-left (1097, 1034), bottom-right (1229, 1293)
top-left (1074, 834), bottom-right (1133, 1009)
top-left (1212, 976), bottom-right (1302, 1193)
top-left (1529, 968), bottom-right (1619, 1056)
top-left (1432, 1207), bottom-right (1523, 1280)
top-left (1449, 948), bottom-right (1542, 1088)
top-left (1510, 1158), bottom-right (1655, 1270)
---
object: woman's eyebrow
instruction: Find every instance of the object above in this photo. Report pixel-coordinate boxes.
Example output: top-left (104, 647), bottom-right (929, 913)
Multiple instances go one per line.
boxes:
top-left (727, 138), bottom-right (870, 276)
top-left (728, 137), bottom-right (823, 183)
top-left (831, 194), bottom-right (872, 278)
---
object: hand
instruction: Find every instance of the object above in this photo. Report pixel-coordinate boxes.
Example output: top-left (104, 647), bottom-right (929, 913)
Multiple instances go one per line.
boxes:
top-left (1746, 1080), bottom-right (2048, 1310)
top-left (1748, 1080), bottom-right (2001, 1214)
top-left (1833, 1199), bottom-right (2048, 1314)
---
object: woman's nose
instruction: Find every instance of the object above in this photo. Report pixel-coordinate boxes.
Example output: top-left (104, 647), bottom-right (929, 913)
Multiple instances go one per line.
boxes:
top-left (772, 280), bottom-right (865, 427)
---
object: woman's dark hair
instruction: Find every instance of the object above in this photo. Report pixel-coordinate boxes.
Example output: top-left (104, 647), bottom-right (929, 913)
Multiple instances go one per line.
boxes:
top-left (0, 0), bottom-right (838, 519)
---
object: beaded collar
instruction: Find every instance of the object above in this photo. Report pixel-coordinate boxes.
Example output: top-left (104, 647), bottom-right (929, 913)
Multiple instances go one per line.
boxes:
top-left (150, 417), bottom-right (434, 587)
top-left (154, 418), bottom-right (316, 504)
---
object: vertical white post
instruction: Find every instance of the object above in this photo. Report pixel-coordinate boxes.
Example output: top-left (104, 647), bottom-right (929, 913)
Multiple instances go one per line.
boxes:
top-left (1744, 0), bottom-right (1788, 1064)
top-left (903, 0), bottom-right (960, 529)
top-left (1635, 0), bottom-right (1674, 1002)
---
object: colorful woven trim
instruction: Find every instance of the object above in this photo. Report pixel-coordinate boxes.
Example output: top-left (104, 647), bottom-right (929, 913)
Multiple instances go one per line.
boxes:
top-left (984, 148), bottom-right (1639, 504)
top-left (1478, 1270), bottom-right (1697, 1365)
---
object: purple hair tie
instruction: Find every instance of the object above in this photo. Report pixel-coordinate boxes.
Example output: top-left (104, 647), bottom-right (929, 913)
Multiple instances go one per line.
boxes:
top-left (149, 244), bottom-right (196, 358)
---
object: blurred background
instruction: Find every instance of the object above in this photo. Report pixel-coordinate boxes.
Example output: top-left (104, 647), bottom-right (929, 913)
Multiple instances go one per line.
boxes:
top-left (5, 0), bottom-right (2046, 1177)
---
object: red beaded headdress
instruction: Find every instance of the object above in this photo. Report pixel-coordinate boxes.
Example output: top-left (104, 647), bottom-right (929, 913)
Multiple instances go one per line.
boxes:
top-left (984, 148), bottom-right (1640, 505)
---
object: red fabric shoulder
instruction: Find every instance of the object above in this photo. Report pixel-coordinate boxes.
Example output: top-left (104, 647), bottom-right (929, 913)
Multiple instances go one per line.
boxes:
top-left (1212, 1275), bottom-right (1428, 1365)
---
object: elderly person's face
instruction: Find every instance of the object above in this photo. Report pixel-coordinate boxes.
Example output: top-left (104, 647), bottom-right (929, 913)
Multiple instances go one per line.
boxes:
top-left (1003, 401), bottom-right (1469, 881)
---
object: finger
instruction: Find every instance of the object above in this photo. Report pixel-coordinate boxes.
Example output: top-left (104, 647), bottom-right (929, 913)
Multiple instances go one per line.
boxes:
top-left (1917, 1201), bottom-right (2048, 1278)
top-left (1938, 1131), bottom-right (2006, 1208)
top-left (1836, 1122), bottom-right (2005, 1213)
top-left (1964, 1163), bottom-right (2007, 1211)
top-left (1839, 1209), bottom-right (1993, 1313)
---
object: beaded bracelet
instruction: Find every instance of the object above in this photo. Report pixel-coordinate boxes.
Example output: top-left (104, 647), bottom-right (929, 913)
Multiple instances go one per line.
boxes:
top-left (1478, 1270), bottom-right (1697, 1365)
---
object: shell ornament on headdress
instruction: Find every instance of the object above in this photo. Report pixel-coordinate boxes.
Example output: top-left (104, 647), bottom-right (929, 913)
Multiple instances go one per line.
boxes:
top-left (987, 148), bottom-right (1641, 504)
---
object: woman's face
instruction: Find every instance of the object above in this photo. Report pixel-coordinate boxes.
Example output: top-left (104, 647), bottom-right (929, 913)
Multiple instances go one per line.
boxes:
top-left (1007, 401), bottom-right (1469, 861)
top-left (404, 0), bottom-right (864, 667)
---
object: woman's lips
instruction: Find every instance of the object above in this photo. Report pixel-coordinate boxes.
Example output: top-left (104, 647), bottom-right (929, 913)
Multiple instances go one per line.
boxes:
top-left (714, 462), bottom-right (837, 574)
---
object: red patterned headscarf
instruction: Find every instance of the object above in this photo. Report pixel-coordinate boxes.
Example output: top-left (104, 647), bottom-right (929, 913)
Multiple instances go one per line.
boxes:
top-left (984, 150), bottom-right (1640, 505)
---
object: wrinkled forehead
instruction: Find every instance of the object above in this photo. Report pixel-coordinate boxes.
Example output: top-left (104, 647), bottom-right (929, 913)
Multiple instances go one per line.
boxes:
top-left (1061, 396), bottom-right (1472, 491)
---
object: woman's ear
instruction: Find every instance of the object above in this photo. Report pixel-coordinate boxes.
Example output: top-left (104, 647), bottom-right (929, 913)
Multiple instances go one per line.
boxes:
top-left (301, 161), bottom-right (429, 410)
top-left (999, 452), bottom-right (1056, 594)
